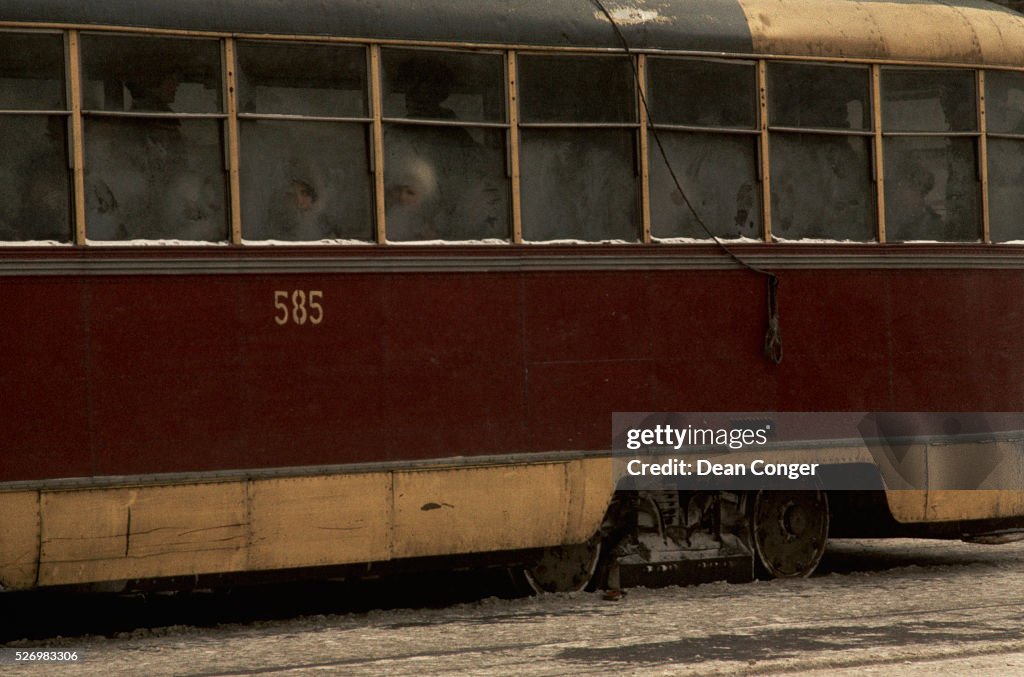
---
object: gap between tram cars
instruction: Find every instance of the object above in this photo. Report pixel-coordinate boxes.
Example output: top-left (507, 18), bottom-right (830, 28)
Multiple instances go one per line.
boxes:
top-left (2, 0), bottom-right (1024, 599)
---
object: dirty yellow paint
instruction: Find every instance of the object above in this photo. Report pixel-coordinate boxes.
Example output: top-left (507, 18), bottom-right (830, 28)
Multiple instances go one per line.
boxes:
top-left (924, 490), bottom-right (1024, 522)
top-left (39, 483), bottom-right (248, 586)
top-left (884, 490), bottom-right (930, 524)
top-left (394, 463), bottom-right (571, 558)
top-left (0, 492), bottom-right (40, 590)
top-left (565, 458), bottom-right (616, 544)
top-left (1, 458), bottom-right (614, 590)
top-left (4, 448), bottom-right (1020, 590)
top-left (888, 489), bottom-right (1024, 523)
top-left (738, 0), bottom-right (1024, 67)
top-left (248, 473), bottom-right (392, 570)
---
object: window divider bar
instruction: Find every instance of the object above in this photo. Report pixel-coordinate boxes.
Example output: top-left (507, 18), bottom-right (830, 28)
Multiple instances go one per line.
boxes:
top-left (767, 126), bottom-right (874, 136)
top-left (507, 50), bottom-right (523, 244)
top-left (68, 29), bottom-right (86, 246)
top-left (370, 45), bottom-right (387, 244)
top-left (978, 69), bottom-right (990, 244)
top-left (80, 110), bottom-right (228, 119)
top-left (638, 54), bottom-right (651, 244)
top-left (380, 117), bottom-right (508, 129)
top-left (517, 122), bottom-right (638, 129)
top-left (238, 113), bottom-right (373, 124)
top-left (650, 123), bottom-right (759, 135)
top-left (872, 64), bottom-right (886, 243)
top-left (758, 59), bottom-right (771, 242)
top-left (881, 131), bottom-right (981, 138)
top-left (225, 37), bottom-right (242, 245)
top-left (0, 109), bottom-right (71, 116)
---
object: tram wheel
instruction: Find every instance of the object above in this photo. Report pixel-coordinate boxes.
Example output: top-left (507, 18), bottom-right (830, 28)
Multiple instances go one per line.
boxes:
top-left (521, 535), bottom-right (602, 594)
top-left (751, 490), bottom-right (829, 579)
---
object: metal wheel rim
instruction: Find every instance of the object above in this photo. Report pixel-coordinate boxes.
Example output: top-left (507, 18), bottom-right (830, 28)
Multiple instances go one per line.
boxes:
top-left (752, 490), bottom-right (829, 578)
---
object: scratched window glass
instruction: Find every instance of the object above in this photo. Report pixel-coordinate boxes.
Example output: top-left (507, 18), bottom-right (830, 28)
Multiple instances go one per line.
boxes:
top-left (771, 133), bottom-right (874, 240)
top-left (769, 63), bottom-right (875, 241)
top-left (381, 48), bottom-right (509, 241)
top-left (237, 41), bottom-right (373, 241)
top-left (518, 55), bottom-right (639, 241)
top-left (884, 136), bottom-right (979, 242)
top-left (520, 128), bottom-right (638, 241)
top-left (882, 68), bottom-right (977, 133)
top-left (647, 58), bottom-right (759, 239)
top-left (85, 117), bottom-right (227, 240)
top-left (238, 41), bottom-right (367, 118)
top-left (882, 68), bottom-right (980, 241)
top-left (0, 33), bottom-right (70, 242)
top-left (648, 58), bottom-right (756, 129)
top-left (985, 71), bottom-right (1024, 242)
top-left (81, 34), bottom-right (222, 113)
top-left (649, 132), bottom-right (760, 239)
top-left (519, 54), bottom-right (635, 124)
top-left (81, 35), bottom-right (227, 240)
top-left (986, 70), bottom-right (1024, 135)
top-left (987, 139), bottom-right (1024, 242)
top-left (769, 62), bottom-right (870, 131)
top-left (240, 120), bottom-right (373, 241)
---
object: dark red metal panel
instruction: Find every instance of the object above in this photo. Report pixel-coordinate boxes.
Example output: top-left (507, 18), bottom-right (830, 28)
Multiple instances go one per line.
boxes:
top-left (1, 277), bottom-right (90, 481)
top-left (3, 247), bottom-right (1024, 483)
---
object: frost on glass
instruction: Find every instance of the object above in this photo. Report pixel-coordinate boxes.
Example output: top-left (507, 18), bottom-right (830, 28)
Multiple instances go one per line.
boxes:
top-left (884, 137), bottom-right (979, 242)
top-left (0, 116), bottom-right (71, 241)
top-left (0, 33), bottom-right (70, 241)
top-left (520, 129), bottom-right (638, 241)
top-left (85, 118), bottom-right (227, 240)
top-left (986, 71), bottom-right (1024, 135)
top-left (238, 42), bottom-right (366, 118)
top-left (236, 41), bottom-right (373, 241)
top-left (241, 120), bottom-right (372, 241)
top-left (517, 55), bottom-right (638, 241)
top-left (647, 58), bottom-right (756, 129)
top-left (384, 126), bottom-right (508, 241)
top-left (771, 134), bottom-right (874, 240)
top-left (81, 35), bottom-right (226, 240)
top-left (650, 132), bottom-right (759, 239)
top-left (987, 139), bottom-right (1024, 242)
top-left (380, 49), bottom-right (509, 241)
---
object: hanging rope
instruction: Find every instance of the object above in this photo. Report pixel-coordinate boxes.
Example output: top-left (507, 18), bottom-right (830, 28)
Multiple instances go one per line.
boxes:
top-left (589, 0), bottom-right (783, 364)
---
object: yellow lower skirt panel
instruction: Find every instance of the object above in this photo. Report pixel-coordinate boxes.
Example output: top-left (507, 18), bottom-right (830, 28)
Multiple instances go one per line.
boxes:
top-left (0, 457), bottom-right (615, 590)
top-left (887, 490), bottom-right (1024, 524)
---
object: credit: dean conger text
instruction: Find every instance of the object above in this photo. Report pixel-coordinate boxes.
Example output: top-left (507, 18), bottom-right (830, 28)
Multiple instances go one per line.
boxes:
top-left (626, 459), bottom-right (820, 480)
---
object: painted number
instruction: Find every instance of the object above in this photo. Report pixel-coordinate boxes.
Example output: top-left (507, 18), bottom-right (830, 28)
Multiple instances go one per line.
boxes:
top-left (274, 290), bottom-right (323, 326)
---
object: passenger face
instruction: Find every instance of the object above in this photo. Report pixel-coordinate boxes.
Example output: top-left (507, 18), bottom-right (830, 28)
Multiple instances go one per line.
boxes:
top-left (290, 181), bottom-right (316, 212)
top-left (393, 184), bottom-right (420, 207)
top-left (156, 73), bottom-right (179, 105)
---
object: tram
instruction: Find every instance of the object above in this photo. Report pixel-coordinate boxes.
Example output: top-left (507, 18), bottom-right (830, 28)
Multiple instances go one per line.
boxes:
top-left (2, 0), bottom-right (1024, 593)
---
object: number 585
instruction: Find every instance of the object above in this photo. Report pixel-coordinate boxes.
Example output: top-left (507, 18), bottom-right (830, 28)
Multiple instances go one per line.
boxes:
top-left (274, 290), bottom-right (323, 326)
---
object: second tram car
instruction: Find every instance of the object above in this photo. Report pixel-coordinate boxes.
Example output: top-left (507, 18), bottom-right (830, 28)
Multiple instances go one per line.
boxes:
top-left (2, 0), bottom-right (1024, 592)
